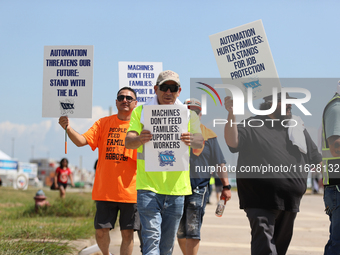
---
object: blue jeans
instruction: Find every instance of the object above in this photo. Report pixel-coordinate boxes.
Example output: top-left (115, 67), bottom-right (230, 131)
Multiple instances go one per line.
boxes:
top-left (137, 190), bottom-right (184, 255)
top-left (324, 185), bottom-right (340, 255)
top-left (177, 186), bottom-right (208, 239)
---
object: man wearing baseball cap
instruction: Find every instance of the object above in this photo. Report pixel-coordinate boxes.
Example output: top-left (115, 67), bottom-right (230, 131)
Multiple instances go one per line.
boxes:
top-left (125, 70), bottom-right (203, 255)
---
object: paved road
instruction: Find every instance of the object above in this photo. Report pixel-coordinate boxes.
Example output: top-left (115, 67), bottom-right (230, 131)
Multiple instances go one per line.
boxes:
top-left (79, 190), bottom-right (329, 255)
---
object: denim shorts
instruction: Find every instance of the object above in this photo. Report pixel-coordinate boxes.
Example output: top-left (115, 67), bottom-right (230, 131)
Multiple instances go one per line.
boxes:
top-left (177, 186), bottom-right (208, 239)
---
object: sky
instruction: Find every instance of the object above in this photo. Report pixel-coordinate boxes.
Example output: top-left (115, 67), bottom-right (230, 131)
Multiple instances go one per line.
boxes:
top-left (1, 0), bottom-right (340, 171)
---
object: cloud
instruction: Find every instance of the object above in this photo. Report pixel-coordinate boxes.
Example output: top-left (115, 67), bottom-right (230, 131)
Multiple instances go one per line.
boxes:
top-left (0, 120), bottom-right (52, 163)
top-left (51, 106), bottom-right (112, 133)
top-left (0, 106), bottom-right (112, 170)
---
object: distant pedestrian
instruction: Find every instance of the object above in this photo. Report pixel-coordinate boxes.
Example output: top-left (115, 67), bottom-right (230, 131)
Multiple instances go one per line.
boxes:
top-left (54, 158), bottom-right (75, 199)
top-left (206, 176), bottom-right (214, 204)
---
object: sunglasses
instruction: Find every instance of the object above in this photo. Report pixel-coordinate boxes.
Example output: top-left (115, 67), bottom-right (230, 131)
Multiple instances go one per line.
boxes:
top-left (159, 84), bottom-right (180, 93)
top-left (117, 95), bottom-right (135, 102)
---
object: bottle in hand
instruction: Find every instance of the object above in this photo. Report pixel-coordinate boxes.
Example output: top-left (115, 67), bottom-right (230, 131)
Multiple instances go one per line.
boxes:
top-left (215, 198), bottom-right (226, 217)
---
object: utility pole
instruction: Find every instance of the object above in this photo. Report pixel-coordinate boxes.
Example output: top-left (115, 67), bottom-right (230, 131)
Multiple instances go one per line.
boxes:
top-left (79, 155), bottom-right (83, 170)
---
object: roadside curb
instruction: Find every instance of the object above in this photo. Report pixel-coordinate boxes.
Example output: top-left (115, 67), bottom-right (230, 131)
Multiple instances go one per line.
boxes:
top-left (70, 237), bottom-right (96, 254)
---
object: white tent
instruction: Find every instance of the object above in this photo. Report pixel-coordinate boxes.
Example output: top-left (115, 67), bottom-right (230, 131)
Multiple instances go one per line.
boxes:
top-left (0, 150), bottom-right (18, 175)
top-left (0, 150), bottom-right (11, 160)
top-left (0, 150), bottom-right (21, 188)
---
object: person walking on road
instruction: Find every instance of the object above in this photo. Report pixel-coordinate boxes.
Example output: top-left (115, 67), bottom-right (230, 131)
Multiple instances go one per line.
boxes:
top-left (224, 92), bottom-right (322, 255)
top-left (59, 87), bottom-right (139, 255)
top-left (177, 98), bottom-right (231, 255)
top-left (125, 70), bottom-right (204, 255)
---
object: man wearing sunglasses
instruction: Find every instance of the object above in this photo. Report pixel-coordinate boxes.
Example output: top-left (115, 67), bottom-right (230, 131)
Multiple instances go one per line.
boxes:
top-left (125, 70), bottom-right (204, 255)
top-left (59, 87), bottom-right (139, 255)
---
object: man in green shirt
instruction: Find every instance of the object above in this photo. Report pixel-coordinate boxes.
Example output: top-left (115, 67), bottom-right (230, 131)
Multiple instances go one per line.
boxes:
top-left (125, 70), bottom-right (203, 255)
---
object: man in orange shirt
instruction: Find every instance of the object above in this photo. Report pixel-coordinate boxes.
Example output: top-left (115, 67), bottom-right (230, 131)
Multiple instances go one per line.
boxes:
top-left (59, 87), bottom-right (138, 255)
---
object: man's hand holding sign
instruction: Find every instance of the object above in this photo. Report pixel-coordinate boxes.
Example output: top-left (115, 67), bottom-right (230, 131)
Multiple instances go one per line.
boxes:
top-left (126, 70), bottom-right (203, 172)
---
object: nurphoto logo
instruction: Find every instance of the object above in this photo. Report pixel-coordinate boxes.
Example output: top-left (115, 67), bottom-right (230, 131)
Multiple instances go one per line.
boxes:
top-left (193, 80), bottom-right (312, 128)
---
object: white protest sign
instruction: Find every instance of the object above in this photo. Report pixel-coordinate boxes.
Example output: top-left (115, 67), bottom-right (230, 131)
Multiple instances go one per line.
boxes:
top-left (42, 45), bottom-right (93, 118)
top-left (143, 105), bottom-right (189, 172)
top-left (119, 62), bottom-right (162, 104)
top-left (209, 20), bottom-right (280, 100)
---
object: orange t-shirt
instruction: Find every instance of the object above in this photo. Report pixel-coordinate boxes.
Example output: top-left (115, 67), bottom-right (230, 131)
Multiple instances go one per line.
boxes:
top-left (83, 115), bottom-right (137, 203)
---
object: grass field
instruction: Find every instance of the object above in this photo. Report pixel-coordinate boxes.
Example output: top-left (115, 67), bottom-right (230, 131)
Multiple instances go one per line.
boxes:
top-left (0, 186), bottom-right (95, 254)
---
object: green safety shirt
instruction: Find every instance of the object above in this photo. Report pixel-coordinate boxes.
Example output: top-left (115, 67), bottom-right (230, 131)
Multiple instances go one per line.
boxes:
top-left (127, 105), bottom-right (202, 195)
